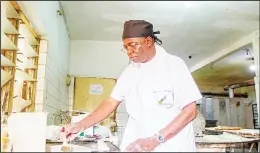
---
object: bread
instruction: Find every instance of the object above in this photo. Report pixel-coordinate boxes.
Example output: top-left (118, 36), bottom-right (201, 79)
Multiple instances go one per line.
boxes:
top-left (214, 126), bottom-right (241, 130)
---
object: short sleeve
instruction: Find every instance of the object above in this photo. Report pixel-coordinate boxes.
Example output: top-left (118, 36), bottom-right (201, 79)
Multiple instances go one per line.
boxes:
top-left (173, 57), bottom-right (202, 109)
top-left (110, 67), bottom-right (132, 102)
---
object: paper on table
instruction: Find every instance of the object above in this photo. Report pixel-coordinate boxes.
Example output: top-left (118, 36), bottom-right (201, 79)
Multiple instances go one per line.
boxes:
top-left (8, 112), bottom-right (48, 152)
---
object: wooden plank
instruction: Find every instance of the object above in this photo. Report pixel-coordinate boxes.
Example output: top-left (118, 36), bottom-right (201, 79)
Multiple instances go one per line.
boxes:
top-left (6, 18), bottom-right (20, 116)
top-left (10, 1), bottom-right (39, 39)
top-left (1, 1), bottom-right (20, 19)
top-left (1, 69), bottom-right (13, 87)
top-left (1, 14), bottom-right (19, 34)
top-left (17, 38), bottom-right (38, 57)
top-left (1, 54), bottom-right (16, 66)
top-left (15, 69), bottom-right (36, 81)
top-left (29, 39), bottom-right (40, 112)
top-left (1, 32), bottom-right (18, 50)
top-left (12, 97), bottom-right (31, 113)
top-left (19, 24), bottom-right (39, 46)
top-left (16, 54), bottom-right (37, 69)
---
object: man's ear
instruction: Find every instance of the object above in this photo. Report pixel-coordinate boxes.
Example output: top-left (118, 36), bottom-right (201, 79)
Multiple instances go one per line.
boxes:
top-left (146, 37), bottom-right (153, 47)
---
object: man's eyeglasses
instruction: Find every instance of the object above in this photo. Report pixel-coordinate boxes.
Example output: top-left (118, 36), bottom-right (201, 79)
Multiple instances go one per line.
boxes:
top-left (121, 42), bottom-right (142, 53)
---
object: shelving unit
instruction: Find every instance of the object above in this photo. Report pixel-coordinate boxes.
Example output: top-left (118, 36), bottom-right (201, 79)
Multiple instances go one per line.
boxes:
top-left (1, 1), bottom-right (41, 116)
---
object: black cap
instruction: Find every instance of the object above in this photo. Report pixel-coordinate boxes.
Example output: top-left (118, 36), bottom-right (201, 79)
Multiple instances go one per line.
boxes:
top-left (122, 20), bottom-right (162, 45)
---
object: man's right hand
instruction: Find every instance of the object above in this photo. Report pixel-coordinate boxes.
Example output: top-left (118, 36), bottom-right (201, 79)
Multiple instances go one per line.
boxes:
top-left (64, 122), bottom-right (85, 140)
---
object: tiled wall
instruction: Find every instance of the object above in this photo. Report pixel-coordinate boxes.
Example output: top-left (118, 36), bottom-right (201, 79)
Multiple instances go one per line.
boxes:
top-left (35, 40), bottom-right (70, 125)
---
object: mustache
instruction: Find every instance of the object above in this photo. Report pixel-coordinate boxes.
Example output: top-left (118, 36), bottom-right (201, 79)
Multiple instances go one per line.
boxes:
top-left (128, 53), bottom-right (138, 58)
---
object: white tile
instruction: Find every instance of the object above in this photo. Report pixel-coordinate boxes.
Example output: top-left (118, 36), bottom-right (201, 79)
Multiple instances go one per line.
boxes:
top-left (35, 90), bottom-right (44, 104)
top-left (34, 104), bottom-right (44, 112)
top-left (61, 104), bottom-right (68, 111)
top-left (45, 93), bottom-right (63, 110)
top-left (69, 98), bottom-right (74, 106)
top-left (46, 55), bottom-right (59, 80)
top-left (39, 40), bottom-right (48, 53)
top-left (36, 78), bottom-right (46, 91)
top-left (61, 95), bottom-right (67, 105)
top-left (69, 85), bottom-right (74, 99)
top-left (38, 52), bottom-right (47, 65)
top-left (46, 81), bottom-right (56, 98)
top-left (46, 67), bottom-right (58, 89)
top-left (45, 105), bottom-right (55, 119)
top-left (67, 105), bottom-right (73, 112)
top-left (37, 65), bottom-right (46, 78)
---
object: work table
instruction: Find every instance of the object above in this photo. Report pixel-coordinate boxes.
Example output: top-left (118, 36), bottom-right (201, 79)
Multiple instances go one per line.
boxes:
top-left (46, 141), bottom-right (120, 152)
top-left (195, 128), bottom-right (260, 152)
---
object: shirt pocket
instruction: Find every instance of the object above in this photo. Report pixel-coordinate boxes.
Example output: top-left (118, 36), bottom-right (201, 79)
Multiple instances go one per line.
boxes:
top-left (152, 90), bottom-right (175, 109)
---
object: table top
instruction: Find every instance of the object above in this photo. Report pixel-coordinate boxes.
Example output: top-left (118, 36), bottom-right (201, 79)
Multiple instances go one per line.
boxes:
top-left (46, 141), bottom-right (120, 152)
top-left (205, 128), bottom-right (260, 138)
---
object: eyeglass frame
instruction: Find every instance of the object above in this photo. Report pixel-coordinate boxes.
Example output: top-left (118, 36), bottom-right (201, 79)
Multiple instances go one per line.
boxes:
top-left (121, 37), bottom-right (151, 53)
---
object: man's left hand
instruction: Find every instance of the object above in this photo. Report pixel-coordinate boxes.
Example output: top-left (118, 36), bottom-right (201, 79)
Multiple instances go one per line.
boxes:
top-left (125, 136), bottom-right (160, 152)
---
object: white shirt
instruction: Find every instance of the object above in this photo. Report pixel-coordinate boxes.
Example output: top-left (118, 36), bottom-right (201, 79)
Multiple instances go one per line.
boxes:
top-left (110, 45), bottom-right (202, 152)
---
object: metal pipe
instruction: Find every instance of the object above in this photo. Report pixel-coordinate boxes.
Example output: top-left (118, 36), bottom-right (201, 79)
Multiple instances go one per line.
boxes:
top-left (228, 88), bottom-right (234, 98)
top-left (223, 79), bottom-right (255, 98)
top-left (201, 92), bottom-right (248, 98)
top-left (224, 79), bottom-right (255, 91)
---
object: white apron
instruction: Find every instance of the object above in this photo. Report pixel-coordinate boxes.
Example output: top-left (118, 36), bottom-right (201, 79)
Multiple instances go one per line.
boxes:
top-left (120, 46), bottom-right (196, 152)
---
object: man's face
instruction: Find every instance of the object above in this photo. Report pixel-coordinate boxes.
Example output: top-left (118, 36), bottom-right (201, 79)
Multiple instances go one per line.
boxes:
top-left (123, 37), bottom-right (153, 63)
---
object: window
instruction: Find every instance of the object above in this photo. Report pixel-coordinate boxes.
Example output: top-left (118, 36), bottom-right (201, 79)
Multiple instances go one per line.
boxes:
top-left (1, 1), bottom-right (41, 117)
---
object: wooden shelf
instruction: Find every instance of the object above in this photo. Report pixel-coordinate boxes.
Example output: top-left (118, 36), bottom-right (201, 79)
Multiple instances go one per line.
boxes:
top-left (19, 24), bottom-right (39, 46)
top-left (1, 54), bottom-right (16, 66)
top-left (1, 69), bottom-right (13, 87)
top-left (17, 38), bottom-right (38, 57)
top-left (15, 69), bottom-right (36, 82)
top-left (16, 54), bottom-right (37, 69)
top-left (1, 1), bottom-right (20, 19)
top-left (1, 14), bottom-right (19, 34)
top-left (12, 97), bottom-right (31, 113)
top-left (1, 32), bottom-right (18, 50)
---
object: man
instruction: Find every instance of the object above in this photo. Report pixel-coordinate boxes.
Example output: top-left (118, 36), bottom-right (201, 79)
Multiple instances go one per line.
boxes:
top-left (65, 20), bottom-right (202, 152)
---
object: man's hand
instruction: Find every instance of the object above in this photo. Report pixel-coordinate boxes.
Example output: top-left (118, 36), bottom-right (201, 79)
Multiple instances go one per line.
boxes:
top-left (125, 136), bottom-right (159, 152)
top-left (64, 122), bottom-right (85, 140)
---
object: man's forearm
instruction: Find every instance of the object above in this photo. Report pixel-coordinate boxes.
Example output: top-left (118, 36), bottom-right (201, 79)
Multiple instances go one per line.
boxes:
top-left (79, 97), bottom-right (120, 129)
top-left (159, 102), bottom-right (197, 142)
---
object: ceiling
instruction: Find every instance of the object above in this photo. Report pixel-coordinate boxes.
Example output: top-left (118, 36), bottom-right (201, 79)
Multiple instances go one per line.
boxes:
top-left (60, 1), bottom-right (259, 67)
top-left (192, 44), bottom-right (256, 93)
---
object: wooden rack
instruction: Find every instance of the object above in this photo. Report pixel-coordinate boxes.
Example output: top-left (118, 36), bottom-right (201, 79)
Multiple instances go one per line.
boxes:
top-left (1, 1), bottom-right (41, 117)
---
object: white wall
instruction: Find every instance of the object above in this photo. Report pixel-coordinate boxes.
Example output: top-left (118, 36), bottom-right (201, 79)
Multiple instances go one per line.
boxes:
top-left (70, 40), bottom-right (129, 79)
top-left (19, 1), bottom-right (71, 125)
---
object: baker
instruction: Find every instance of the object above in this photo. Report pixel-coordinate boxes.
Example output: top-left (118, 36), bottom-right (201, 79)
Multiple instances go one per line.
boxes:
top-left (64, 20), bottom-right (202, 152)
